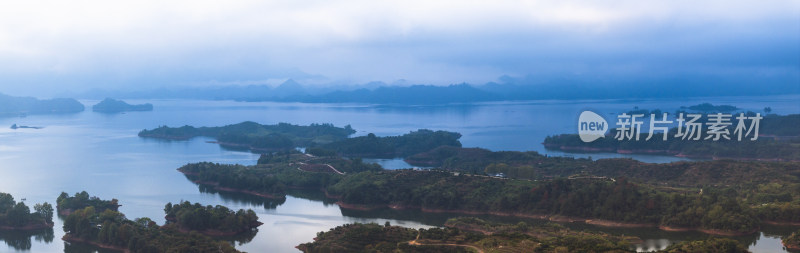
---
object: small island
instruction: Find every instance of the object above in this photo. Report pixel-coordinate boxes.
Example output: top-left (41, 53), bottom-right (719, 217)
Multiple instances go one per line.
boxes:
top-left (0, 93), bottom-right (84, 117)
top-left (139, 122), bottom-right (460, 157)
top-left (10, 124), bottom-right (43, 129)
top-left (62, 194), bottom-right (248, 252)
top-left (139, 122), bottom-right (356, 152)
top-left (92, 98), bottom-right (153, 113)
top-left (56, 191), bottom-right (120, 216)
top-left (0, 192), bottom-right (53, 231)
top-left (164, 201), bottom-right (262, 236)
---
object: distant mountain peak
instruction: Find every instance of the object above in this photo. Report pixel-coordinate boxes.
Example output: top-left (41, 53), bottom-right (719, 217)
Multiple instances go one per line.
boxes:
top-left (279, 79), bottom-right (301, 87)
top-left (272, 79), bottom-right (307, 97)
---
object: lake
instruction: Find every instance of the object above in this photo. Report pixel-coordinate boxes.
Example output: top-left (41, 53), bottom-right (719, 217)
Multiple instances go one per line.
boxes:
top-left (0, 95), bottom-right (798, 252)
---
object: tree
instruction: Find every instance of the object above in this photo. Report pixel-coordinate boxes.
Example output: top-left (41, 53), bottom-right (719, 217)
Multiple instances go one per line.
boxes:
top-left (34, 202), bottom-right (54, 224)
top-left (7, 202), bottom-right (31, 226)
top-left (0, 193), bottom-right (14, 213)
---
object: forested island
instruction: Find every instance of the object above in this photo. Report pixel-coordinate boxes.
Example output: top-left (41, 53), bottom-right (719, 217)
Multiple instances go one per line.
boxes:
top-left (297, 218), bottom-right (749, 253)
top-left (0, 93), bottom-right (84, 117)
top-left (164, 201), bottom-right (261, 236)
top-left (318, 129), bottom-right (462, 158)
top-left (176, 145), bottom-right (800, 236)
top-left (139, 122), bottom-right (356, 151)
top-left (91, 98), bottom-right (153, 113)
top-left (140, 122), bottom-right (461, 157)
top-left (56, 191), bottom-right (120, 216)
top-left (61, 194), bottom-right (255, 252)
top-left (0, 192), bottom-right (53, 231)
top-left (544, 114), bottom-right (800, 161)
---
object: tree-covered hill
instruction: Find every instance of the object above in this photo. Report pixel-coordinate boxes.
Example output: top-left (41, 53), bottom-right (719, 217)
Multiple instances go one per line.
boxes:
top-left (0, 93), bottom-right (84, 116)
top-left (139, 122), bottom-right (356, 151)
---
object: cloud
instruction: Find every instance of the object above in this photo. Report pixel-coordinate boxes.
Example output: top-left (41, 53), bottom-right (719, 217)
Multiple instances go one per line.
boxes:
top-left (0, 0), bottom-right (797, 95)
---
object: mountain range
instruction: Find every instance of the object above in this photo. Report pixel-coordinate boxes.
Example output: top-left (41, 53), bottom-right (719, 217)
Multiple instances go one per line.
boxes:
top-left (67, 75), bottom-right (800, 105)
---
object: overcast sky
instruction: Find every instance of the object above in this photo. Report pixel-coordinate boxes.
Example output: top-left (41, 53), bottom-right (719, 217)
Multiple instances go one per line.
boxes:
top-left (0, 0), bottom-right (798, 96)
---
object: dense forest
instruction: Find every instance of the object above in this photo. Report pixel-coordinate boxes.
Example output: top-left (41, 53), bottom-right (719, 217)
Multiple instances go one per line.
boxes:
top-left (56, 191), bottom-right (120, 216)
top-left (91, 98), bottom-right (153, 113)
top-left (178, 147), bottom-right (800, 234)
top-left (0, 192), bottom-right (53, 230)
top-left (297, 223), bottom-right (419, 252)
top-left (178, 151), bottom-right (381, 199)
top-left (320, 129), bottom-right (462, 158)
top-left (406, 148), bottom-right (800, 226)
top-left (406, 146), bottom-right (800, 185)
top-left (61, 195), bottom-right (245, 252)
top-left (298, 218), bottom-right (750, 252)
top-left (138, 122), bottom-right (355, 151)
top-left (660, 238), bottom-right (750, 253)
top-left (404, 145), bottom-right (587, 175)
top-left (326, 170), bottom-right (761, 233)
top-left (139, 121), bottom-right (462, 157)
top-left (63, 206), bottom-right (240, 252)
top-left (164, 201), bottom-right (261, 236)
top-left (544, 114), bottom-right (800, 160)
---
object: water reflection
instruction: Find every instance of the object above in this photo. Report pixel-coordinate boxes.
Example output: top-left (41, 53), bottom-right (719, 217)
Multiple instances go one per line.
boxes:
top-left (63, 241), bottom-right (118, 253)
top-left (197, 184), bottom-right (287, 209)
top-left (220, 229), bottom-right (259, 246)
top-left (283, 189), bottom-right (338, 206)
top-left (0, 228), bottom-right (54, 251)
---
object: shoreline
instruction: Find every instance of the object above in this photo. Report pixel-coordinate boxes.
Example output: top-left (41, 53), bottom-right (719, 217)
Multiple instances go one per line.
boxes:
top-left (445, 223), bottom-right (646, 244)
top-left (165, 222), bottom-right (263, 237)
top-left (179, 170), bottom-right (787, 237)
top-left (138, 134), bottom-right (194, 141)
top-left (764, 220), bottom-right (800, 226)
top-left (544, 144), bottom-right (800, 162)
top-left (0, 221), bottom-right (53, 231)
top-left (63, 234), bottom-right (129, 252)
top-left (209, 183), bottom-right (766, 236)
top-left (659, 225), bottom-right (759, 236)
top-left (784, 241), bottom-right (800, 251)
top-left (335, 201), bottom-right (767, 236)
top-left (178, 169), bottom-right (286, 199)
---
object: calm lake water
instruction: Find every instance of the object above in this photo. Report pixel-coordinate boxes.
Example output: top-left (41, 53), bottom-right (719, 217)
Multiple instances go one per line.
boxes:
top-left (0, 95), bottom-right (798, 252)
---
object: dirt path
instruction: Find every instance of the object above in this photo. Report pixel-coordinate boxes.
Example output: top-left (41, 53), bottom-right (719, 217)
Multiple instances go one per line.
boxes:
top-left (294, 161), bottom-right (345, 175)
top-left (404, 231), bottom-right (484, 253)
top-left (324, 164), bottom-right (345, 175)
